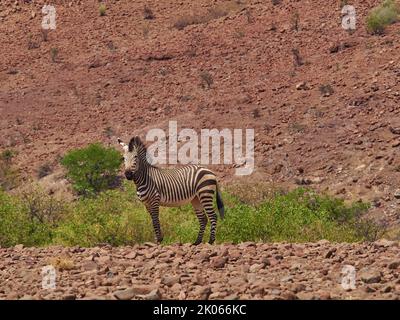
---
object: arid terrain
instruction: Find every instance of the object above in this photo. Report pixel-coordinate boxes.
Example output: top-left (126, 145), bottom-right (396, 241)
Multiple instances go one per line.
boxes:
top-left (1, 0), bottom-right (400, 229)
top-left (1, 0), bottom-right (400, 300)
top-left (1, 241), bottom-right (399, 300)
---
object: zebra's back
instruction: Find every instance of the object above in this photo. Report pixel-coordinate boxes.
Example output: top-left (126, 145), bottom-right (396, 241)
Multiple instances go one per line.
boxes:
top-left (149, 165), bottom-right (217, 206)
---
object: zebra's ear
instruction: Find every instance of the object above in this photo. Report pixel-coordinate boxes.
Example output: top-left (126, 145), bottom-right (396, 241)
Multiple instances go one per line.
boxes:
top-left (118, 138), bottom-right (129, 152)
top-left (129, 136), bottom-right (144, 151)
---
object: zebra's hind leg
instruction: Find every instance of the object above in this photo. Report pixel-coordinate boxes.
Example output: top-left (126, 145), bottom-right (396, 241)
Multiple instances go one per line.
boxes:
top-left (199, 192), bottom-right (218, 244)
top-left (191, 197), bottom-right (207, 245)
top-left (145, 200), bottom-right (163, 244)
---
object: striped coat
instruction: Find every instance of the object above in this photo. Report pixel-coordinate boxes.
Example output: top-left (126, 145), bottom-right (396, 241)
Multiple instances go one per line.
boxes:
top-left (119, 136), bottom-right (224, 245)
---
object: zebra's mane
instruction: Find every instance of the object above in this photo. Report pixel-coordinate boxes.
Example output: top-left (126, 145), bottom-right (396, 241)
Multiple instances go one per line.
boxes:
top-left (128, 136), bottom-right (150, 166)
top-left (128, 136), bottom-right (146, 152)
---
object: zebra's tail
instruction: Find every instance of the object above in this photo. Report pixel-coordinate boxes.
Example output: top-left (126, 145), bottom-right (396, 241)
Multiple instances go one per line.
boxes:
top-left (216, 184), bottom-right (225, 220)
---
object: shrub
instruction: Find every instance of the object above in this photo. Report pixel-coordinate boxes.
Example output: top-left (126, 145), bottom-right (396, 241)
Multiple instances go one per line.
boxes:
top-left (0, 150), bottom-right (19, 191)
top-left (99, 4), bottom-right (106, 16)
top-left (291, 11), bottom-right (300, 31)
top-left (319, 84), bottom-right (334, 97)
top-left (216, 188), bottom-right (374, 243)
top-left (54, 183), bottom-right (154, 246)
top-left (0, 183), bottom-right (382, 247)
top-left (1, 149), bottom-right (16, 164)
top-left (366, 0), bottom-right (400, 34)
top-left (41, 29), bottom-right (49, 42)
top-left (20, 186), bottom-right (68, 226)
top-left (292, 48), bottom-right (303, 66)
top-left (37, 163), bottom-right (53, 179)
top-left (143, 5), bottom-right (155, 20)
top-left (199, 71), bottom-right (213, 89)
top-left (50, 47), bottom-right (58, 62)
top-left (57, 186), bottom-right (374, 245)
top-left (0, 187), bottom-right (67, 247)
top-left (60, 143), bottom-right (122, 196)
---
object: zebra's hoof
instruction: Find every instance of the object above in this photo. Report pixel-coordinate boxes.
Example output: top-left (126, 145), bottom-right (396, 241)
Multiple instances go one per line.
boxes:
top-left (208, 240), bottom-right (215, 245)
top-left (192, 241), bottom-right (201, 246)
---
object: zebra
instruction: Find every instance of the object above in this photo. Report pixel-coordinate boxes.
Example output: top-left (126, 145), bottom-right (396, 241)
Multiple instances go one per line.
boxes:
top-left (117, 136), bottom-right (225, 245)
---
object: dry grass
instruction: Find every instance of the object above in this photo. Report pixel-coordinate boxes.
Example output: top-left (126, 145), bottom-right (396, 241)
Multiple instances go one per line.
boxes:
top-left (48, 256), bottom-right (75, 271)
top-left (225, 182), bottom-right (281, 206)
top-left (0, 150), bottom-right (19, 191)
top-left (366, 0), bottom-right (400, 34)
top-left (143, 5), bottom-right (155, 20)
top-left (319, 84), bottom-right (334, 97)
top-left (99, 3), bottom-right (106, 17)
top-left (199, 71), bottom-right (213, 89)
top-left (50, 48), bottom-right (58, 63)
top-left (37, 163), bottom-right (53, 179)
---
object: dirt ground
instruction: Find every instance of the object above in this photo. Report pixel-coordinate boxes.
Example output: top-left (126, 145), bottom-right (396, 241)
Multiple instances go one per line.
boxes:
top-left (0, 240), bottom-right (399, 300)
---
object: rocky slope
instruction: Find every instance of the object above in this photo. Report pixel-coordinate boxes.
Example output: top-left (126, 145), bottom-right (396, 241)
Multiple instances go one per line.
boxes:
top-left (1, 2), bottom-right (400, 225)
top-left (1, 241), bottom-right (399, 300)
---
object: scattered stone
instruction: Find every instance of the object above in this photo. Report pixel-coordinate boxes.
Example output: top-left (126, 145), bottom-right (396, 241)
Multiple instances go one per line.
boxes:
top-left (325, 248), bottom-right (336, 259)
top-left (389, 126), bottom-right (400, 135)
top-left (82, 261), bottom-right (98, 271)
top-left (374, 239), bottom-right (397, 247)
top-left (125, 252), bottom-right (137, 259)
top-left (193, 286), bottom-right (212, 300)
top-left (161, 275), bottom-right (181, 287)
top-left (360, 270), bottom-right (382, 284)
top-left (388, 261), bottom-right (400, 270)
top-left (113, 288), bottom-right (136, 300)
top-left (249, 263), bottom-right (264, 273)
top-left (0, 243), bottom-right (398, 300)
top-left (280, 291), bottom-right (298, 300)
top-left (14, 244), bottom-right (24, 251)
top-left (365, 285), bottom-right (376, 293)
top-left (296, 82), bottom-right (308, 90)
top-left (211, 257), bottom-right (228, 269)
top-left (137, 289), bottom-right (161, 300)
top-left (383, 286), bottom-right (393, 293)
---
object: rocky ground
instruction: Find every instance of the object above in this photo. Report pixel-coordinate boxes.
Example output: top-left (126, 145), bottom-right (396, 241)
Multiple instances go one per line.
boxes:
top-left (0, 240), bottom-right (399, 300)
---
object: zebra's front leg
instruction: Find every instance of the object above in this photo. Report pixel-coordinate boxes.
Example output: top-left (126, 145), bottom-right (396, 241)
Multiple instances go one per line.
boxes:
top-left (145, 201), bottom-right (163, 244)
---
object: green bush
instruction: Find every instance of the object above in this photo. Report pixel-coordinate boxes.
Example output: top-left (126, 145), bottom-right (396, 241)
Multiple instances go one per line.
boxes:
top-left (0, 187), bottom-right (67, 246)
top-left (366, 0), bottom-right (400, 34)
top-left (54, 183), bottom-right (154, 246)
top-left (61, 143), bottom-right (122, 196)
top-left (0, 184), bottom-right (382, 247)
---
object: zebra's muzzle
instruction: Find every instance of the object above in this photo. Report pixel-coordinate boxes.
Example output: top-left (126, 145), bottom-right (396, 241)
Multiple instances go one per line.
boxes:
top-left (124, 170), bottom-right (134, 180)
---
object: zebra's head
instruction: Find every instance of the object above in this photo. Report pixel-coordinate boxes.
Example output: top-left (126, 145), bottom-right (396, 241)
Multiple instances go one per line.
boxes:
top-left (118, 137), bottom-right (140, 180)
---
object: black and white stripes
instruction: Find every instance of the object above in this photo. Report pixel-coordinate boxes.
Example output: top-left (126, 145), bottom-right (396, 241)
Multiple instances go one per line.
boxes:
top-left (118, 136), bottom-right (225, 245)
